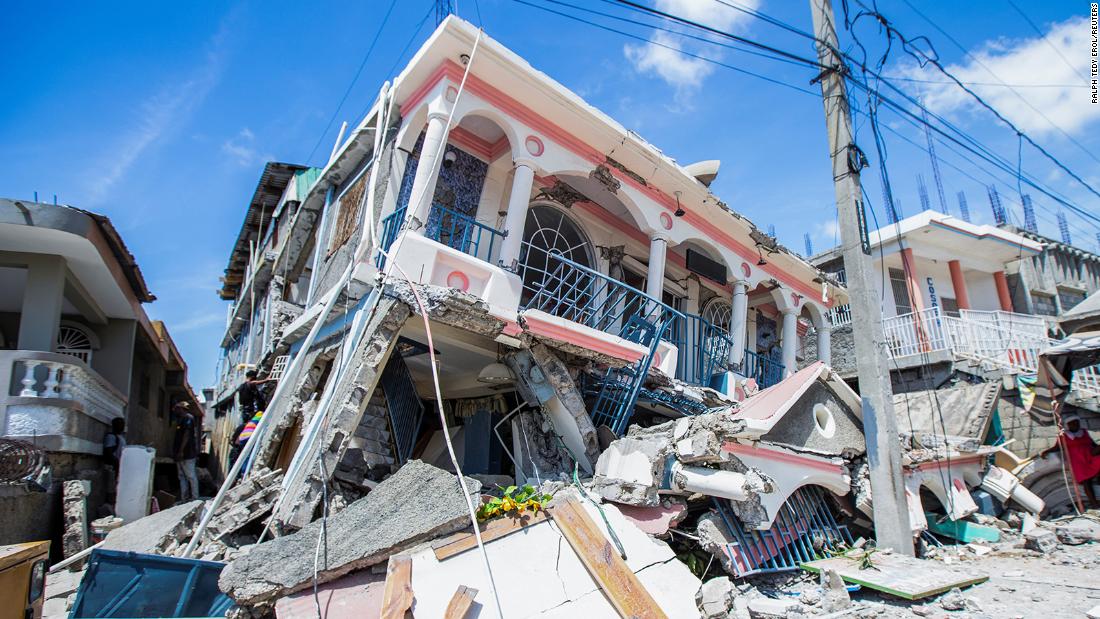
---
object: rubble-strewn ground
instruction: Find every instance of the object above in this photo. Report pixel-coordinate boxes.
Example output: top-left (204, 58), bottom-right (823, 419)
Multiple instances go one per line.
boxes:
top-left (727, 540), bottom-right (1100, 619)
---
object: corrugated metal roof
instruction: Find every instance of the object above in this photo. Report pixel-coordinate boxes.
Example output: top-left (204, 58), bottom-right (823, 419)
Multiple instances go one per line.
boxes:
top-left (219, 161), bottom-right (308, 300)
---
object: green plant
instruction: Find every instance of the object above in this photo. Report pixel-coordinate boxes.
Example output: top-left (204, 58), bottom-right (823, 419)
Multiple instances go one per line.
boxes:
top-left (476, 484), bottom-right (553, 521)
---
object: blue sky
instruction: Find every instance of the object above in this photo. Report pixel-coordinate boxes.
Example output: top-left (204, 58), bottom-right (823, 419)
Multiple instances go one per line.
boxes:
top-left (2, 1), bottom-right (1097, 389)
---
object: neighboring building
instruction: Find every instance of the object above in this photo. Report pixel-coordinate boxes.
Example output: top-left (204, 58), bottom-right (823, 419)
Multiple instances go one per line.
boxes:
top-left (998, 225), bottom-right (1100, 332)
top-left (0, 197), bottom-right (202, 547)
top-left (810, 209), bottom-right (1100, 456)
top-left (210, 17), bottom-right (846, 526)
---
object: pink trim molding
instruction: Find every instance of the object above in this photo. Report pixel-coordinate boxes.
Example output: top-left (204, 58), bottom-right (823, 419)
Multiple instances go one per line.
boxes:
top-left (521, 313), bottom-right (646, 363)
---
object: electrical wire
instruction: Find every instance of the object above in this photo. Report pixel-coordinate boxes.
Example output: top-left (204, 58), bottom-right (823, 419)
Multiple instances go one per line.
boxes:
top-left (509, 0), bottom-right (820, 96)
top-left (304, 0), bottom-right (399, 164)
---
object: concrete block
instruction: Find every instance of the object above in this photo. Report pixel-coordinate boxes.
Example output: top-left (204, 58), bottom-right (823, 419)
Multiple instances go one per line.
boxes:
top-left (697, 576), bottom-right (735, 618)
top-left (218, 460), bottom-right (480, 607)
top-left (591, 436), bottom-right (665, 506)
top-left (1023, 528), bottom-right (1059, 554)
top-left (747, 596), bottom-right (800, 618)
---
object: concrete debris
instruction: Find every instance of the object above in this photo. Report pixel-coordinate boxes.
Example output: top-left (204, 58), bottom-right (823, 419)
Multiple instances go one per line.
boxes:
top-left (218, 460), bottom-right (480, 608)
top-left (1054, 517), bottom-right (1100, 545)
top-left (201, 467), bottom-right (283, 544)
top-left (101, 500), bottom-right (205, 556)
top-left (1023, 528), bottom-right (1060, 554)
top-left (820, 568), bottom-right (852, 613)
top-left (747, 596), bottom-right (801, 618)
top-left (697, 576), bottom-right (736, 618)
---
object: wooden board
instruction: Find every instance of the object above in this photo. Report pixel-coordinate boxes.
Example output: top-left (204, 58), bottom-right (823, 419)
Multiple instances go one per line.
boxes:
top-left (801, 552), bottom-right (988, 600)
top-left (443, 585), bottom-right (478, 619)
top-left (380, 555), bottom-right (414, 619)
top-left (432, 511), bottom-right (548, 561)
top-left (548, 498), bottom-right (668, 619)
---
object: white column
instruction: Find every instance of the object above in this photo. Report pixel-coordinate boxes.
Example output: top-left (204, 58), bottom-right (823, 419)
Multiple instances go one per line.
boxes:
top-left (498, 160), bottom-right (536, 270)
top-left (780, 310), bottom-right (798, 376)
top-left (646, 236), bottom-right (668, 302)
top-left (818, 325), bottom-right (832, 366)
top-left (406, 111), bottom-right (450, 229)
top-left (19, 360), bottom-right (40, 397)
top-left (728, 281), bottom-right (748, 368)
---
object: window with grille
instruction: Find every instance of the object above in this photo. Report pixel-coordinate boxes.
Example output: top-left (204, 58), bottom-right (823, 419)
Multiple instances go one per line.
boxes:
top-left (888, 268), bottom-right (912, 315)
top-left (1059, 288), bottom-right (1086, 312)
top-left (327, 175), bottom-right (367, 255)
top-left (1032, 293), bottom-right (1058, 316)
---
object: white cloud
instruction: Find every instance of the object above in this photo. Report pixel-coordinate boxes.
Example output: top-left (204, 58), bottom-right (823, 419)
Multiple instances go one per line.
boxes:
top-left (221, 127), bottom-right (273, 167)
top-left (623, 0), bottom-right (760, 97)
top-left (901, 16), bottom-right (1097, 136)
top-left (169, 312), bottom-right (224, 333)
top-left (84, 19), bottom-right (231, 203)
top-left (814, 218), bottom-right (840, 242)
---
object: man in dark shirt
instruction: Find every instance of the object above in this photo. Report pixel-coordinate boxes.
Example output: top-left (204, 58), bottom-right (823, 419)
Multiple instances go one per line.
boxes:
top-left (237, 370), bottom-right (275, 423)
top-left (102, 417), bottom-right (126, 504)
top-left (173, 402), bottom-right (200, 501)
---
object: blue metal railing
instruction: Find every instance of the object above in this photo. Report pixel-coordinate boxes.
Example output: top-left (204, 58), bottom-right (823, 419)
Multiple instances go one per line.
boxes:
top-left (520, 243), bottom-right (682, 337)
top-left (711, 486), bottom-right (853, 577)
top-left (520, 244), bottom-right (684, 434)
top-left (425, 203), bottom-right (505, 264)
top-left (374, 205), bottom-right (408, 268)
top-left (669, 313), bottom-right (734, 387)
top-left (742, 349), bottom-right (785, 389)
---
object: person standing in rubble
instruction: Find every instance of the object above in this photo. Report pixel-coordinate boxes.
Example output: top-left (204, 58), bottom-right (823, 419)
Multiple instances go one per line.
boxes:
top-left (102, 417), bottom-right (126, 506)
top-left (173, 401), bottom-right (200, 501)
top-left (236, 370), bottom-right (275, 423)
top-left (1059, 413), bottom-right (1100, 508)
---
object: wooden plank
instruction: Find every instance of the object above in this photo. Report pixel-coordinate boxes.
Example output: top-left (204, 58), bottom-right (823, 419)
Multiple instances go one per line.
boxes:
top-left (443, 585), bottom-right (478, 619)
top-left (548, 498), bottom-right (668, 619)
top-left (379, 555), bottom-right (414, 619)
top-left (801, 552), bottom-right (988, 600)
top-left (432, 511), bottom-right (548, 561)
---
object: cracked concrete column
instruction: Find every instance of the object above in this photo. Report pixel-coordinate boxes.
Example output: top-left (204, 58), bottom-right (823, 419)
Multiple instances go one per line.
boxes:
top-left (646, 235), bottom-right (668, 305)
top-left (780, 309), bottom-right (798, 377)
top-left (728, 280), bottom-right (748, 369)
top-left (406, 109), bottom-right (450, 229)
top-left (817, 324), bottom-right (832, 366)
top-left (498, 159), bottom-right (536, 271)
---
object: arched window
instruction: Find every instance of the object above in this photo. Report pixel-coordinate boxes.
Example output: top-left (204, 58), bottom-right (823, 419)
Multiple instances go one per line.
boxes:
top-left (57, 324), bottom-right (95, 364)
top-left (701, 297), bottom-right (732, 331)
top-left (518, 204), bottom-right (595, 310)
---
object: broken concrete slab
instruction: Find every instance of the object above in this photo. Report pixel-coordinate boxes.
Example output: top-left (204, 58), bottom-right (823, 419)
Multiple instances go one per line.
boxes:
top-left (202, 468), bottom-right (283, 544)
top-left (101, 500), bottom-right (204, 555)
top-left (218, 460), bottom-right (479, 608)
top-left (272, 294), bottom-right (412, 531)
top-left (273, 570), bottom-right (385, 619)
top-left (591, 436), bottom-right (665, 506)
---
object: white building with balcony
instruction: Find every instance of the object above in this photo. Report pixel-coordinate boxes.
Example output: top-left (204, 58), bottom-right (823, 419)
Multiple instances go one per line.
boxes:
top-left (0, 197), bottom-right (202, 546)
top-left (211, 17), bottom-right (846, 517)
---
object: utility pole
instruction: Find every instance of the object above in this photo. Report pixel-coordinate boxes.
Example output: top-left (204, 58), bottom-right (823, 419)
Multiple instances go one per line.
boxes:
top-left (809, 0), bottom-right (913, 555)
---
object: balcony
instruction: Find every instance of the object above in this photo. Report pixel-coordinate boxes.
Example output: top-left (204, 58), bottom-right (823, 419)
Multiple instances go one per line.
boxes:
top-left (1, 350), bottom-right (127, 454)
top-left (378, 218), bottom-right (787, 391)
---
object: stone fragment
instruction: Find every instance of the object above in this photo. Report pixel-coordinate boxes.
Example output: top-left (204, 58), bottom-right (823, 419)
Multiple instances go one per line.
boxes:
top-left (938, 587), bottom-right (966, 611)
top-left (591, 436), bottom-right (666, 506)
top-left (203, 468), bottom-right (283, 543)
top-left (820, 568), bottom-right (851, 613)
top-left (1023, 528), bottom-right (1059, 554)
top-left (1054, 517), bottom-right (1100, 545)
top-left (696, 576), bottom-right (735, 619)
top-left (218, 460), bottom-right (480, 608)
top-left (101, 500), bottom-right (205, 555)
top-left (62, 480), bottom-right (90, 560)
top-left (746, 596), bottom-right (800, 619)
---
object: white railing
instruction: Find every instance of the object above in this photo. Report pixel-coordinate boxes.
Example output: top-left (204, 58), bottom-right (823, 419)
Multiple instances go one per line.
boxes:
top-left (881, 306), bottom-right (1100, 397)
top-left (3, 350), bottom-right (126, 422)
top-left (827, 304), bottom-right (853, 327)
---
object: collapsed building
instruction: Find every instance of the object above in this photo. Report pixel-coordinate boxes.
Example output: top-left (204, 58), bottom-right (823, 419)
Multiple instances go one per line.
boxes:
top-left (136, 16), bottom-right (1064, 617)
